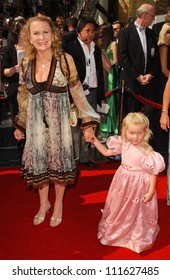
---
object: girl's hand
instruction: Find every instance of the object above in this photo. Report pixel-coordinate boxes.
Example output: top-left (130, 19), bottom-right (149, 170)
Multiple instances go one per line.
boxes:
top-left (14, 129), bottom-right (25, 141)
top-left (143, 191), bottom-right (154, 203)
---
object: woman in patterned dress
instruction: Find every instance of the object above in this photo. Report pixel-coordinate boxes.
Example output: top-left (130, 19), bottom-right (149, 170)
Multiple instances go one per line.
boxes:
top-left (14, 16), bottom-right (100, 227)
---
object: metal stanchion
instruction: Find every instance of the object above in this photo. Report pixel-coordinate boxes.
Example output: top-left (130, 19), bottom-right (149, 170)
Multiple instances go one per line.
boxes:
top-left (118, 80), bottom-right (125, 134)
top-left (0, 53), bottom-right (4, 99)
top-left (0, 49), bottom-right (7, 100)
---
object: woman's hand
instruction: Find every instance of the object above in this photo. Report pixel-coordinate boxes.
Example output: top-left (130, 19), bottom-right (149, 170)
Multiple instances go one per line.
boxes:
top-left (14, 129), bottom-right (25, 141)
top-left (83, 127), bottom-right (95, 143)
top-left (160, 112), bottom-right (169, 132)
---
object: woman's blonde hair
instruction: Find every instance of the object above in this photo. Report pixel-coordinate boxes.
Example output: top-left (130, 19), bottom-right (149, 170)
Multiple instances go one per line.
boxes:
top-left (121, 112), bottom-right (153, 151)
top-left (158, 22), bottom-right (170, 46)
top-left (22, 15), bottom-right (62, 61)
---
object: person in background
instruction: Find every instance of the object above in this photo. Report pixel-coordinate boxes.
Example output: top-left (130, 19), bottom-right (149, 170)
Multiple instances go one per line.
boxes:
top-left (31, 0), bottom-right (37, 15)
top-left (99, 23), bottom-right (120, 138)
top-left (55, 15), bottom-right (65, 35)
top-left (64, 17), bottom-right (105, 168)
top-left (94, 23), bottom-right (112, 92)
top-left (154, 22), bottom-right (170, 154)
top-left (13, 16), bottom-right (100, 227)
top-left (62, 16), bottom-right (78, 47)
top-left (93, 26), bottom-right (112, 75)
top-left (36, 11), bottom-right (46, 17)
top-left (36, 0), bottom-right (43, 14)
top-left (3, 17), bottom-right (14, 45)
top-left (112, 20), bottom-right (124, 87)
top-left (160, 72), bottom-right (170, 206)
top-left (2, 17), bottom-right (26, 119)
top-left (112, 20), bottom-right (124, 42)
top-left (158, 23), bottom-right (170, 79)
top-left (0, 22), bottom-right (7, 47)
top-left (2, 17), bottom-right (26, 160)
top-left (118, 3), bottom-right (160, 152)
top-left (92, 112), bottom-right (165, 253)
top-left (152, 7), bottom-right (170, 41)
top-left (93, 25), bottom-right (112, 143)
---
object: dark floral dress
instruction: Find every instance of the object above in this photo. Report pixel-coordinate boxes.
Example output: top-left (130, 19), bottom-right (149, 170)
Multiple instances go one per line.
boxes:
top-left (15, 54), bottom-right (100, 188)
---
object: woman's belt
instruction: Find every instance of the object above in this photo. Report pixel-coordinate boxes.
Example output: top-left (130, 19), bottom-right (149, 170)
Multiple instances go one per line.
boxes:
top-left (29, 85), bottom-right (67, 95)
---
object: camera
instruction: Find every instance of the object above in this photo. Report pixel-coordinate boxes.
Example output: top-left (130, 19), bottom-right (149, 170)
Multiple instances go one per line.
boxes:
top-left (82, 83), bottom-right (90, 91)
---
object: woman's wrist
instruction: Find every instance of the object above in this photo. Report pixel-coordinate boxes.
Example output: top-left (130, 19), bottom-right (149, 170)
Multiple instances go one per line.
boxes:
top-left (162, 109), bottom-right (168, 113)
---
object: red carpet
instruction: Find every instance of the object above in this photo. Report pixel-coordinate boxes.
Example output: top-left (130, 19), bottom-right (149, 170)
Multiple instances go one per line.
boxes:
top-left (0, 161), bottom-right (170, 260)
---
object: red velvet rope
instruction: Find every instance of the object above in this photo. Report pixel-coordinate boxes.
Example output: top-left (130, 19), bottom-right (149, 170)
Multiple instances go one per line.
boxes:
top-left (105, 87), bottom-right (170, 110)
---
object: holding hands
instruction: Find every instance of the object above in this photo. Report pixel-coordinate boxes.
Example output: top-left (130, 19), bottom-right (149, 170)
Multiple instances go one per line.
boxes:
top-left (83, 127), bottom-right (95, 143)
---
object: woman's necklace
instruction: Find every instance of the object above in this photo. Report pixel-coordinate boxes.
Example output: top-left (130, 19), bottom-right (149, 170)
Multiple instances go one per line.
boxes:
top-left (37, 54), bottom-right (52, 69)
top-left (39, 59), bottom-right (50, 68)
top-left (41, 62), bottom-right (46, 68)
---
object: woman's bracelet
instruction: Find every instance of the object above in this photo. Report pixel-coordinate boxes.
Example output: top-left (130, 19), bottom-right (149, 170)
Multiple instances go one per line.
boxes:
top-left (162, 110), bottom-right (168, 112)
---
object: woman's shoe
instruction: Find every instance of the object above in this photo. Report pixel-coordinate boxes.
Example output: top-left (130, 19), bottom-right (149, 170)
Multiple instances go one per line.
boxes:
top-left (50, 217), bottom-right (62, 227)
top-left (50, 203), bottom-right (63, 227)
top-left (33, 202), bottom-right (51, 225)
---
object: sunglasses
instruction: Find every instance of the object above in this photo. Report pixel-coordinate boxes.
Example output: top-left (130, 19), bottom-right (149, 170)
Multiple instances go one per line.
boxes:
top-left (166, 30), bottom-right (170, 33)
top-left (112, 21), bottom-right (120, 25)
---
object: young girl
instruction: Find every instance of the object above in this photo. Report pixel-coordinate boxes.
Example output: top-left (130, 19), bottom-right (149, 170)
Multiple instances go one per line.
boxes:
top-left (92, 112), bottom-right (165, 253)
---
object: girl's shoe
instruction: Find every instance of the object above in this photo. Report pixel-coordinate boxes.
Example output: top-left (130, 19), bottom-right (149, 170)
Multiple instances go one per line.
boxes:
top-left (33, 203), bottom-right (51, 225)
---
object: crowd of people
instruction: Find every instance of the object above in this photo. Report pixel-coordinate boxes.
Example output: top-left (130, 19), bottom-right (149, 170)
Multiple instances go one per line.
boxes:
top-left (0, 2), bottom-right (170, 254)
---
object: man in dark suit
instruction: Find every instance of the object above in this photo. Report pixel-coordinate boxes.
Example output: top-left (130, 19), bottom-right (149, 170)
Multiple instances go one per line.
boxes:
top-left (64, 17), bottom-right (105, 167)
top-left (118, 3), bottom-right (161, 150)
top-left (62, 16), bottom-right (78, 47)
top-left (152, 21), bottom-right (164, 41)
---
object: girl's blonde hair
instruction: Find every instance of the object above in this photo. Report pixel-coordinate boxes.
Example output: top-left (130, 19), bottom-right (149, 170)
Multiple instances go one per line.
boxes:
top-left (22, 15), bottom-right (62, 61)
top-left (121, 112), bottom-right (153, 152)
top-left (158, 22), bottom-right (170, 46)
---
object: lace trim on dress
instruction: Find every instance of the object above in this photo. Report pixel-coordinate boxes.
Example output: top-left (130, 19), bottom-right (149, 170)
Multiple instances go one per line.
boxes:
top-left (21, 166), bottom-right (77, 189)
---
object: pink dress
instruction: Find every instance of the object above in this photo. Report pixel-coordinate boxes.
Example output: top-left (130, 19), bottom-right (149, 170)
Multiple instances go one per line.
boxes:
top-left (98, 136), bottom-right (165, 253)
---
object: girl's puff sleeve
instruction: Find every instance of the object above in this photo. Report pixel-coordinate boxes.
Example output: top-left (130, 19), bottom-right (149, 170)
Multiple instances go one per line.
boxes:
top-left (144, 151), bottom-right (166, 175)
top-left (106, 136), bottom-right (122, 155)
